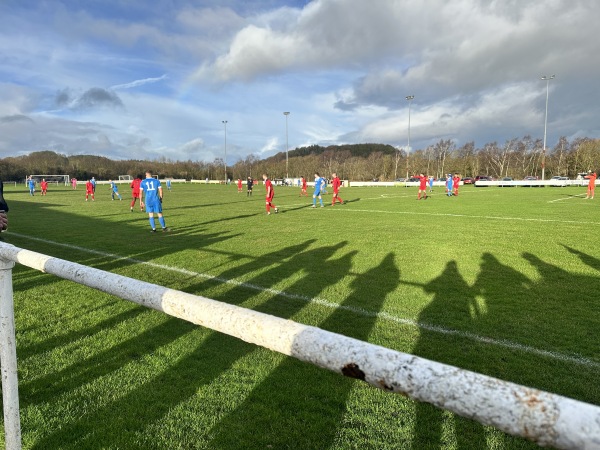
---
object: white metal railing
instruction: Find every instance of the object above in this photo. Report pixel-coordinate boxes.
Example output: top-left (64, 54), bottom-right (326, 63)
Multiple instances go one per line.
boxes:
top-left (473, 179), bottom-right (595, 187)
top-left (0, 242), bottom-right (599, 449)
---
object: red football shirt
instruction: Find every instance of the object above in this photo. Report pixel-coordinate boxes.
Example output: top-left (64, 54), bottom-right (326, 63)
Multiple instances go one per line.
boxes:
top-left (419, 176), bottom-right (428, 190)
top-left (588, 173), bottom-right (597, 187)
top-left (332, 177), bottom-right (341, 192)
top-left (265, 179), bottom-right (274, 198)
top-left (130, 178), bottom-right (142, 195)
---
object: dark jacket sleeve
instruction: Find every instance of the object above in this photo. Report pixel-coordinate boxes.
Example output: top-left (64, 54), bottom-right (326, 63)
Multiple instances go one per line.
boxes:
top-left (0, 181), bottom-right (9, 212)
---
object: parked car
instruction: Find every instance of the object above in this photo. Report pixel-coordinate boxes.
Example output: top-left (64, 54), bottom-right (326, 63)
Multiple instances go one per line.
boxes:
top-left (474, 176), bottom-right (492, 187)
top-left (395, 177), bottom-right (406, 182)
top-left (522, 175), bottom-right (543, 187)
top-left (408, 177), bottom-right (420, 182)
top-left (550, 175), bottom-right (569, 187)
top-left (499, 176), bottom-right (514, 187)
top-left (462, 177), bottom-right (474, 184)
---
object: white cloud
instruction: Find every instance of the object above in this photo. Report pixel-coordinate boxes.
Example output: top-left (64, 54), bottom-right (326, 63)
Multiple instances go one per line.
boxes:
top-left (111, 75), bottom-right (168, 90)
top-left (259, 137), bottom-right (280, 155)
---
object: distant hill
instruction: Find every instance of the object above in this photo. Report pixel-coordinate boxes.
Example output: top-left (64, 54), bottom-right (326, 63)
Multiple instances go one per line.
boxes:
top-left (267, 143), bottom-right (398, 162)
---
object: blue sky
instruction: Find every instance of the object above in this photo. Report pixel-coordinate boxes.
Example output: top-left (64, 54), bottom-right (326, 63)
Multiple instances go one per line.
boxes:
top-left (1, 0), bottom-right (599, 164)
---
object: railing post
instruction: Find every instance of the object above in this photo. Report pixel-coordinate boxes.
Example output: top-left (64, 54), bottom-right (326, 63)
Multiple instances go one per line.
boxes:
top-left (0, 257), bottom-right (21, 450)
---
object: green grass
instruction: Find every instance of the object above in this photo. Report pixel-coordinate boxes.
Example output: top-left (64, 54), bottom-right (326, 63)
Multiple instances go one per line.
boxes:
top-left (1, 182), bottom-right (599, 449)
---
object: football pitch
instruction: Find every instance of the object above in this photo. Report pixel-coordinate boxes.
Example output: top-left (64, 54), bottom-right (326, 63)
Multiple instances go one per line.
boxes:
top-left (1, 182), bottom-right (599, 449)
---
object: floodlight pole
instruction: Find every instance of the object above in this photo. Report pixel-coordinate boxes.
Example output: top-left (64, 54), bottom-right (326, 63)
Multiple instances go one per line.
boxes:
top-left (283, 112), bottom-right (290, 181)
top-left (406, 95), bottom-right (414, 179)
top-left (222, 120), bottom-right (228, 183)
top-left (541, 75), bottom-right (554, 181)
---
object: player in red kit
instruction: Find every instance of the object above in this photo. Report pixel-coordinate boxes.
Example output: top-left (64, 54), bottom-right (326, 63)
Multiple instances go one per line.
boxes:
top-left (262, 174), bottom-right (278, 215)
top-left (585, 171), bottom-right (597, 199)
top-left (453, 173), bottom-right (461, 196)
top-left (417, 174), bottom-right (428, 200)
top-left (331, 172), bottom-right (344, 205)
top-left (40, 179), bottom-right (48, 196)
top-left (300, 176), bottom-right (308, 196)
top-left (130, 175), bottom-right (143, 211)
top-left (237, 178), bottom-right (243, 193)
top-left (85, 179), bottom-right (95, 201)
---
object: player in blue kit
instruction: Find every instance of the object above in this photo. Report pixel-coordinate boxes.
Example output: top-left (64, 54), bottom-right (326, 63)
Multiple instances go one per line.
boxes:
top-left (446, 174), bottom-right (453, 196)
top-left (109, 180), bottom-right (122, 200)
top-left (27, 177), bottom-right (35, 196)
top-left (312, 172), bottom-right (325, 208)
top-left (140, 171), bottom-right (168, 232)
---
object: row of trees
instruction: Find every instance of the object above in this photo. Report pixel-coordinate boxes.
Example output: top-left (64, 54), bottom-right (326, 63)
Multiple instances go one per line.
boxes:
top-left (231, 137), bottom-right (600, 181)
top-left (1, 137), bottom-right (599, 183)
top-left (0, 151), bottom-right (220, 182)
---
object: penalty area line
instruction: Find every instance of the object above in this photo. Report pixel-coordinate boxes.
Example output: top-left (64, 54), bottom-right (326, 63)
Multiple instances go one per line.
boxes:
top-left (7, 232), bottom-right (600, 370)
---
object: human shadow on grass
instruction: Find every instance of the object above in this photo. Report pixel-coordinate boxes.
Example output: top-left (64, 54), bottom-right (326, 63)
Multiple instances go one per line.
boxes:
top-left (409, 251), bottom-right (600, 448)
top-left (196, 212), bottom-right (260, 226)
top-left (472, 252), bottom-right (600, 371)
top-left (4, 199), bottom-right (241, 285)
top-left (410, 260), bottom-right (489, 448)
top-left (14, 295), bottom-right (120, 335)
top-left (269, 203), bottom-right (318, 213)
top-left (32, 240), bottom-right (356, 448)
top-left (17, 304), bottom-right (145, 362)
top-left (164, 196), bottom-right (256, 212)
top-left (339, 197), bottom-right (360, 204)
top-left (209, 253), bottom-right (399, 449)
top-left (20, 313), bottom-right (192, 406)
top-left (562, 244), bottom-right (600, 272)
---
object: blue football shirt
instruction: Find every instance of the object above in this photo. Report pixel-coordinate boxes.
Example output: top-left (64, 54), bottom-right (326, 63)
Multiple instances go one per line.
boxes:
top-left (141, 177), bottom-right (161, 204)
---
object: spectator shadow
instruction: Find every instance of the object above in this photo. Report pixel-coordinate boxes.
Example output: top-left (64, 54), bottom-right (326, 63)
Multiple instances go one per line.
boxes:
top-left (411, 260), bottom-right (488, 448)
top-left (409, 250), bottom-right (600, 447)
top-left (561, 244), bottom-right (600, 272)
top-left (209, 252), bottom-right (398, 448)
top-left (30, 240), bottom-right (355, 448)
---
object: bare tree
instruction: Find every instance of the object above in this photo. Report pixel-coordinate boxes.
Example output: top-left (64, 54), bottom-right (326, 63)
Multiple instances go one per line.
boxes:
top-left (433, 139), bottom-right (455, 178)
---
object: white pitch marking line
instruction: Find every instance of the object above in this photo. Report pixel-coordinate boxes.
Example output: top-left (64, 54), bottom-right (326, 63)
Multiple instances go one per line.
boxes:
top-left (548, 194), bottom-right (586, 203)
top-left (330, 208), bottom-right (600, 225)
top-left (7, 232), bottom-right (600, 369)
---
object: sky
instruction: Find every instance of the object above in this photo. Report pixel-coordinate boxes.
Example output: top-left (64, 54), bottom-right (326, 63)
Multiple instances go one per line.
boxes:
top-left (1, 0), bottom-right (599, 164)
